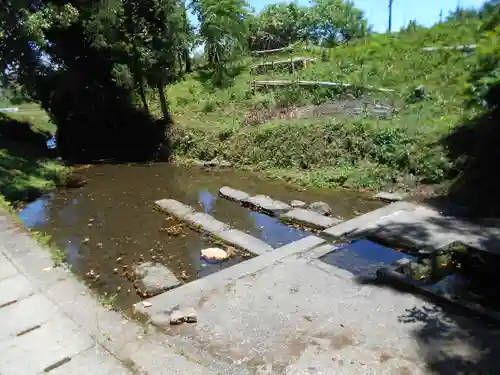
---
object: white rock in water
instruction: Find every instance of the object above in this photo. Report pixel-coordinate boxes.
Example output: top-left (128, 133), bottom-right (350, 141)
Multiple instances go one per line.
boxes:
top-left (201, 247), bottom-right (229, 261)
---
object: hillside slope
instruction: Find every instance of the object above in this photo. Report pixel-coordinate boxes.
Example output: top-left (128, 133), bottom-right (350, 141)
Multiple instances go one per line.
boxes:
top-left (165, 19), bottom-right (486, 192)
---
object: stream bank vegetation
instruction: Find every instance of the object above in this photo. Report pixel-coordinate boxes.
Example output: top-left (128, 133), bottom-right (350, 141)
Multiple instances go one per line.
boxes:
top-left (0, 0), bottom-right (499, 211)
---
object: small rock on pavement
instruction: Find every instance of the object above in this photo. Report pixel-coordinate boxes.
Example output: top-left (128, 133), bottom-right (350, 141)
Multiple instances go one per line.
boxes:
top-left (290, 200), bottom-right (307, 208)
top-left (373, 192), bottom-right (405, 202)
top-left (170, 307), bottom-right (197, 325)
top-left (308, 201), bottom-right (331, 216)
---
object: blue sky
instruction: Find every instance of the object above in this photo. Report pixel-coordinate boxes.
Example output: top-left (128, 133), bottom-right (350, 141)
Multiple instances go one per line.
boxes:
top-left (249, 0), bottom-right (487, 32)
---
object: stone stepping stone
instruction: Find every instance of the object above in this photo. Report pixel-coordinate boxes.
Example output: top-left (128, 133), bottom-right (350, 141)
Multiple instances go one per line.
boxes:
top-left (217, 229), bottom-right (273, 256)
top-left (290, 200), bottom-right (307, 208)
top-left (155, 199), bottom-right (194, 220)
top-left (280, 209), bottom-right (342, 230)
top-left (218, 186), bottom-right (250, 203)
top-left (373, 192), bottom-right (405, 202)
top-left (185, 212), bottom-right (229, 235)
top-left (246, 195), bottom-right (291, 216)
top-left (134, 262), bottom-right (181, 296)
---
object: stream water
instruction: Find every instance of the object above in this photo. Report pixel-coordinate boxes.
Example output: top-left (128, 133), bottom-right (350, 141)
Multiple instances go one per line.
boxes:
top-left (18, 163), bottom-right (382, 310)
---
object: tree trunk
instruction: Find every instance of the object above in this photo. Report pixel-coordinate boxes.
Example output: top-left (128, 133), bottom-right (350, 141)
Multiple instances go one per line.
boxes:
top-left (184, 48), bottom-right (192, 73)
top-left (138, 77), bottom-right (149, 113)
top-left (157, 80), bottom-right (171, 124)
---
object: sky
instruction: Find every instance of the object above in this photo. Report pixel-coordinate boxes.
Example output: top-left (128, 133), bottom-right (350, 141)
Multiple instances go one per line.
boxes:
top-left (249, 0), bottom-right (487, 32)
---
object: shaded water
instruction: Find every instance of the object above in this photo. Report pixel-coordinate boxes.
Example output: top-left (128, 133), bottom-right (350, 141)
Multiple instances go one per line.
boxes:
top-left (19, 163), bottom-right (382, 310)
top-left (320, 239), bottom-right (415, 279)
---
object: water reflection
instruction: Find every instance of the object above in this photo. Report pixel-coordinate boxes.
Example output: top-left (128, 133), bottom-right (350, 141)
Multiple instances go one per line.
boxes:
top-left (248, 211), bottom-right (309, 248)
top-left (320, 239), bottom-right (414, 278)
top-left (58, 198), bottom-right (79, 226)
top-left (18, 194), bottom-right (53, 228)
top-left (198, 190), bottom-right (216, 213)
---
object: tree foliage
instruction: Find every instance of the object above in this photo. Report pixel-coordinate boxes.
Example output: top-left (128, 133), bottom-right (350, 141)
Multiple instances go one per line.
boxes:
top-left (193, 0), bottom-right (250, 85)
top-left (247, 0), bottom-right (370, 51)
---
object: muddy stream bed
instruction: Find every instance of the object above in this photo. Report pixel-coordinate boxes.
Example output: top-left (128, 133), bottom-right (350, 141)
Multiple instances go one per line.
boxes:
top-left (19, 163), bottom-right (382, 312)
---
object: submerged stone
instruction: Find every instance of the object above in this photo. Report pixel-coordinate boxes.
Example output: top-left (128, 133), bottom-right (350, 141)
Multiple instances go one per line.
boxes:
top-left (246, 195), bottom-right (291, 216)
top-left (134, 262), bottom-right (181, 296)
top-left (280, 209), bottom-right (342, 230)
top-left (308, 201), bottom-right (331, 216)
top-left (219, 186), bottom-right (250, 203)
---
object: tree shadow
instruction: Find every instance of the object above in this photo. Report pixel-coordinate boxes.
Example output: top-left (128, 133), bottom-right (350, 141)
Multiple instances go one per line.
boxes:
top-left (349, 211), bottom-right (500, 374)
top-left (0, 114), bottom-right (60, 203)
top-left (35, 69), bottom-right (172, 164)
top-left (431, 82), bottom-right (500, 218)
top-left (193, 64), bottom-right (248, 90)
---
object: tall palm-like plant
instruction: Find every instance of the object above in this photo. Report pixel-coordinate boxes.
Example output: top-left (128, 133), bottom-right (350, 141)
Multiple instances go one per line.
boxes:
top-left (194, 0), bottom-right (249, 85)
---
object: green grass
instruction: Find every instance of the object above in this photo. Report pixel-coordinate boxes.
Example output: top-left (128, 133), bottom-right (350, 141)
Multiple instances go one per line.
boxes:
top-left (0, 101), bottom-right (67, 208)
top-left (165, 19), bottom-right (487, 192)
top-left (0, 101), bottom-right (56, 134)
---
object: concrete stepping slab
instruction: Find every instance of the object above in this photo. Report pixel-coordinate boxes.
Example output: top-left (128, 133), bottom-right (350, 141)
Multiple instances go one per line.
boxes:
top-left (185, 212), bottom-right (229, 235)
top-left (155, 199), bottom-right (194, 220)
top-left (218, 186), bottom-right (250, 203)
top-left (153, 198), bottom-right (273, 256)
top-left (246, 195), bottom-right (291, 216)
top-left (217, 229), bottom-right (273, 256)
top-left (280, 209), bottom-right (342, 230)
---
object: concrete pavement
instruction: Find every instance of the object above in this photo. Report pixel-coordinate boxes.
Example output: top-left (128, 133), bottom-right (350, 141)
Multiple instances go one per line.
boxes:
top-left (0, 213), bottom-right (216, 375)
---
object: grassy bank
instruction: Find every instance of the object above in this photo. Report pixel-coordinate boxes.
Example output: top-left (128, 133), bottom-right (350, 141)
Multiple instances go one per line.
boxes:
top-left (165, 19), bottom-right (487, 192)
top-left (0, 102), bottom-right (67, 209)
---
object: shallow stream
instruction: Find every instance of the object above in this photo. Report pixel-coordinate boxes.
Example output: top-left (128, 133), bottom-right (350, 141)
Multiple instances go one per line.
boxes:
top-left (19, 163), bottom-right (381, 311)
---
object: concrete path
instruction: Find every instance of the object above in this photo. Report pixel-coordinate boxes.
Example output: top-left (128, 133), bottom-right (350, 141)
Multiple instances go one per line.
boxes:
top-left (136, 203), bottom-right (500, 375)
top-left (0, 213), bottom-right (216, 375)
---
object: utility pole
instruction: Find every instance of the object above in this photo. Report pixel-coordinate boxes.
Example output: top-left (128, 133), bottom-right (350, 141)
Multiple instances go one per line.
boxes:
top-left (439, 9), bottom-right (443, 23)
top-left (388, 0), bottom-right (394, 33)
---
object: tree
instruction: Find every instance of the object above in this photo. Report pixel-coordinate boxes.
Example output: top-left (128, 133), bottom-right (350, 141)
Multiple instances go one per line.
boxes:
top-left (247, 3), bottom-right (308, 50)
top-left (305, 0), bottom-right (370, 46)
top-left (194, 0), bottom-right (250, 85)
top-left (84, 0), bottom-right (185, 122)
top-left (1, 1), bottom-right (178, 160)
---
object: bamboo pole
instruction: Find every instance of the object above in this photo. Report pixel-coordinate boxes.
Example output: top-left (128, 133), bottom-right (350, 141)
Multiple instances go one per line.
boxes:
top-left (251, 79), bottom-right (395, 93)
